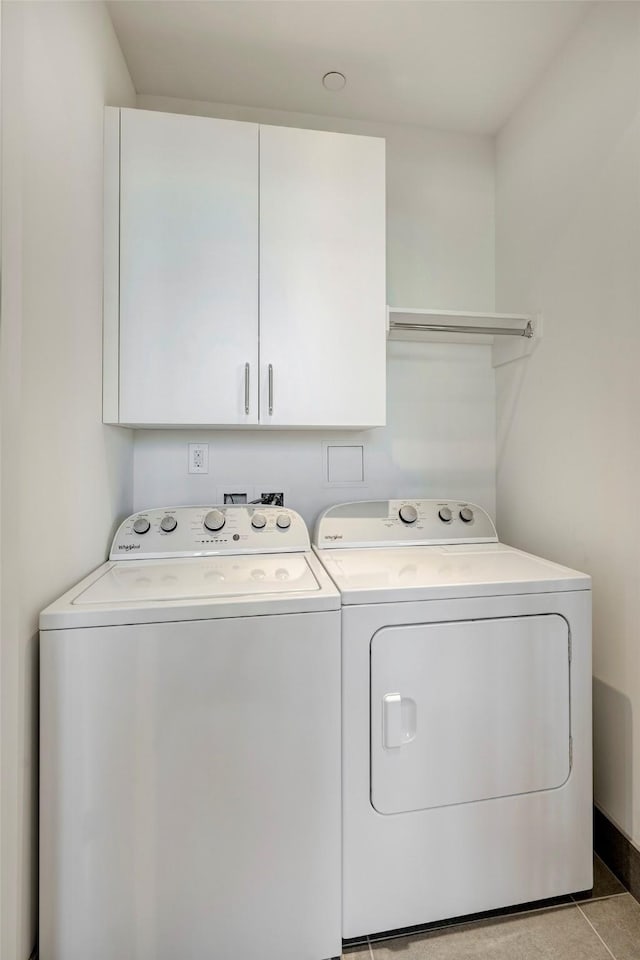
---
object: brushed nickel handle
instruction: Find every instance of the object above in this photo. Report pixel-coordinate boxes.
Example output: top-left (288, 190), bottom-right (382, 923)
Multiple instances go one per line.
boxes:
top-left (244, 362), bottom-right (250, 415)
top-left (268, 364), bottom-right (274, 416)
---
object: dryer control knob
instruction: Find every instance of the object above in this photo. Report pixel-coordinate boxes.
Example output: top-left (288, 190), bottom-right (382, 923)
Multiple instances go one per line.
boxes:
top-left (399, 505), bottom-right (418, 524)
top-left (276, 513), bottom-right (291, 530)
top-left (132, 517), bottom-right (150, 535)
top-left (160, 515), bottom-right (177, 533)
top-left (204, 509), bottom-right (225, 532)
top-left (438, 507), bottom-right (453, 523)
top-left (251, 513), bottom-right (267, 530)
top-left (459, 507), bottom-right (474, 523)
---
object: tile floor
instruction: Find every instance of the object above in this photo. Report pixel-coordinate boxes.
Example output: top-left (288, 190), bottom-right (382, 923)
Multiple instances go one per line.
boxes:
top-left (343, 856), bottom-right (640, 959)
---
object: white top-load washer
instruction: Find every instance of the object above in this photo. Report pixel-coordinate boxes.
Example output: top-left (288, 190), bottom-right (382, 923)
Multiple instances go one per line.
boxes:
top-left (40, 505), bottom-right (341, 960)
top-left (313, 499), bottom-right (592, 940)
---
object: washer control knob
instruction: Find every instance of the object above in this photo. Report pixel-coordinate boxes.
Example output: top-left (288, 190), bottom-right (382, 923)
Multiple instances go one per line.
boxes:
top-left (459, 507), bottom-right (474, 524)
top-left (399, 504), bottom-right (418, 524)
top-left (438, 507), bottom-right (453, 523)
top-left (160, 515), bottom-right (177, 533)
top-left (204, 509), bottom-right (225, 532)
top-left (276, 514), bottom-right (291, 530)
top-left (132, 517), bottom-right (150, 535)
top-left (251, 513), bottom-right (267, 530)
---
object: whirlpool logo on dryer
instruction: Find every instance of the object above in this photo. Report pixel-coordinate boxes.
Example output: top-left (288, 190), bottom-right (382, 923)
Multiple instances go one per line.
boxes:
top-left (117, 543), bottom-right (141, 551)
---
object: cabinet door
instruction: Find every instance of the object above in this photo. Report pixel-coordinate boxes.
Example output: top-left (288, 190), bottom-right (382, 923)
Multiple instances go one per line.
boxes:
top-left (259, 125), bottom-right (386, 428)
top-left (118, 109), bottom-right (259, 425)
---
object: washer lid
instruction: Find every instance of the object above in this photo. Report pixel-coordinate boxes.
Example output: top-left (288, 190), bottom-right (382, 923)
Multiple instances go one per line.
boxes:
top-left (40, 551), bottom-right (340, 629)
top-left (315, 542), bottom-right (590, 604)
top-left (75, 554), bottom-right (321, 605)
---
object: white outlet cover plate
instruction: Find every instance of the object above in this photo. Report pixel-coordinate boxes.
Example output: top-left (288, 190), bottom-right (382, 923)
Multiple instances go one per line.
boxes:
top-left (188, 443), bottom-right (209, 474)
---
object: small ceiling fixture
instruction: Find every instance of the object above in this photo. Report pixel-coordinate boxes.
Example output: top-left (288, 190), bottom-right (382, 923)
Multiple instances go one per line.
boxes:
top-left (322, 71), bottom-right (347, 92)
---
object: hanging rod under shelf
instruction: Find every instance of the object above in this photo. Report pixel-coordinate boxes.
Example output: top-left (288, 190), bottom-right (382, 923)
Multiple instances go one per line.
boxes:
top-left (389, 319), bottom-right (533, 339)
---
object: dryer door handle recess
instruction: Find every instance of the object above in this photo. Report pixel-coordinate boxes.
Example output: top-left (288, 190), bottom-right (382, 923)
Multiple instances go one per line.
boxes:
top-left (382, 694), bottom-right (417, 749)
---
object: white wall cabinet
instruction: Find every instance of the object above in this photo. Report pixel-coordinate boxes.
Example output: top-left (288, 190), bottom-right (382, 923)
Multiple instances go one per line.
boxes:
top-left (104, 108), bottom-right (386, 428)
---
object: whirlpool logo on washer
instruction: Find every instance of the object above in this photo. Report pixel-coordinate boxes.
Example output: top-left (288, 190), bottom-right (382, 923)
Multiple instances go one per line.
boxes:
top-left (324, 534), bottom-right (343, 541)
top-left (117, 543), bottom-right (141, 551)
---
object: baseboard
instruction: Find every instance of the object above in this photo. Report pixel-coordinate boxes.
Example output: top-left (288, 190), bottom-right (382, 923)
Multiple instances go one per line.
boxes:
top-left (594, 805), bottom-right (640, 904)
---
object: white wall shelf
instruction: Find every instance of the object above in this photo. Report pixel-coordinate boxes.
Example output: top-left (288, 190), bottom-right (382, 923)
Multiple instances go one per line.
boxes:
top-left (387, 307), bottom-right (542, 367)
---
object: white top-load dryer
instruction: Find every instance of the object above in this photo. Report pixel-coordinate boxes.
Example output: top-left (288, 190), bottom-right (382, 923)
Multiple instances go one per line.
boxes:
top-left (40, 505), bottom-right (341, 960)
top-left (313, 499), bottom-right (592, 940)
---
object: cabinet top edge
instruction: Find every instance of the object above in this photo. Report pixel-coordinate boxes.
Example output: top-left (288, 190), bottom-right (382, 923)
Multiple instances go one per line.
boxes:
top-left (105, 106), bottom-right (386, 145)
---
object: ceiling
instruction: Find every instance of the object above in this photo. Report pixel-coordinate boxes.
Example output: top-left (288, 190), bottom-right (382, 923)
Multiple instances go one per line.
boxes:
top-left (108, 1), bottom-right (590, 135)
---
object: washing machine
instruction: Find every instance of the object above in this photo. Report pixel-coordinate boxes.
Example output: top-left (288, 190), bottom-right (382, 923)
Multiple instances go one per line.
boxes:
top-left (313, 498), bottom-right (592, 940)
top-left (40, 505), bottom-right (341, 960)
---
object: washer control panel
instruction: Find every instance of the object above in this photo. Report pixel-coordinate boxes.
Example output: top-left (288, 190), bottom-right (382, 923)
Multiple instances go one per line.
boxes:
top-left (110, 506), bottom-right (309, 560)
top-left (314, 499), bottom-right (498, 548)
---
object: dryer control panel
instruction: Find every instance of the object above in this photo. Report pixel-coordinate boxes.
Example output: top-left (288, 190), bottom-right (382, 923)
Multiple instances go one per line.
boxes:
top-left (110, 506), bottom-right (310, 560)
top-left (314, 499), bottom-right (498, 548)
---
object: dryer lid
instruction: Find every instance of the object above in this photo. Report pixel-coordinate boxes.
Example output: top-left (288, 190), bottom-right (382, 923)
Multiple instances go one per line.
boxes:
top-left (315, 542), bottom-right (590, 604)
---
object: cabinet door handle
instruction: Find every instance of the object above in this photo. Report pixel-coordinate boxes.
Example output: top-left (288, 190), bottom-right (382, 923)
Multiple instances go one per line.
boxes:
top-left (244, 363), bottom-right (250, 415)
top-left (268, 364), bottom-right (274, 416)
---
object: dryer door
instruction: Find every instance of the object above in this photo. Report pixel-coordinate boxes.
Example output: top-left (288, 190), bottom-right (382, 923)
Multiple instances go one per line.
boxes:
top-left (370, 615), bottom-right (570, 814)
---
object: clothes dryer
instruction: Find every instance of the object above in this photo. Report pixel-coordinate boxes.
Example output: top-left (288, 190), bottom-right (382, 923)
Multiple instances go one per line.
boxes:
top-left (40, 505), bottom-right (341, 960)
top-left (313, 499), bottom-right (592, 940)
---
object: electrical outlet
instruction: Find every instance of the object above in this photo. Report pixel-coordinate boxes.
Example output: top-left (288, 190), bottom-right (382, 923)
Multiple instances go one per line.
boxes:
top-left (188, 443), bottom-right (209, 474)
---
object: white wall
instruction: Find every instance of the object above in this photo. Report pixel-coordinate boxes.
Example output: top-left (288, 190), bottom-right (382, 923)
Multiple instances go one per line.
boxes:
top-left (495, 2), bottom-right (640, 848)
top-left (134, 341), bottom-right (496, 525)
top-left (133, 95), bottom-right (497, 524)
top-left (0, 4), bottom-right (135, 956)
